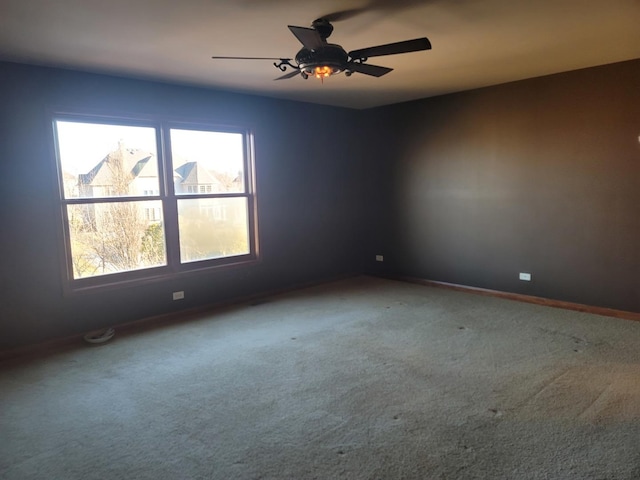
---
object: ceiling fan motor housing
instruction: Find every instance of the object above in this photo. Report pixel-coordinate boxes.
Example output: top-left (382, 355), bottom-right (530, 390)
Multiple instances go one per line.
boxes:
top-left (311, 18), bottom-right (334, 40)
top-left (295, 44), bottom-right (348, 76)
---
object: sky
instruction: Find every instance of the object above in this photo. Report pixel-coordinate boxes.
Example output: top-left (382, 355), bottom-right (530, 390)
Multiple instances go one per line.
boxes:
top-left (55, 120), bottom-right (245, 176)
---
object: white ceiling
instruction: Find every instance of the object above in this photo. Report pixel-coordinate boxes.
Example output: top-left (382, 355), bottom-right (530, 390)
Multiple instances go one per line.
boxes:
top-left (1, 0), bottom-right (639, 109)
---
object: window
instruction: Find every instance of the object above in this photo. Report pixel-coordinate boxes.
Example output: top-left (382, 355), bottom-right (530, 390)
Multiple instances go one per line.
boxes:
top-left (53, 115), bottom-right (257, 291)
top-left (144, 207), bottom-right (162, 221)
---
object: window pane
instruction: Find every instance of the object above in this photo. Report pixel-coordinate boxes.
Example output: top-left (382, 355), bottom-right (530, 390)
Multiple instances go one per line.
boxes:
top-left (67, 201), bottom-right (166, 278)
top-left (55, 121), bottom-right (159, 199)
top-left (177, 198), bottom-right (249, 263)
top-left (171, 129), bottom-right (245, 195)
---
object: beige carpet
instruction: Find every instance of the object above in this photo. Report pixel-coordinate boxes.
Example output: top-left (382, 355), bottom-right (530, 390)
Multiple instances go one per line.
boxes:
top-left (1, 276), bottom-right (639, 479)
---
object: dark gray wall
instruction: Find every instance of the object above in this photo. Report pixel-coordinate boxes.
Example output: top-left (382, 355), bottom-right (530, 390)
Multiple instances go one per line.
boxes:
top-left (366, 59), bottom-right (640, 312)
top-left (2, 58), bottom-right (638, 351)
top-left (0, 62), bottom-right (365, 350)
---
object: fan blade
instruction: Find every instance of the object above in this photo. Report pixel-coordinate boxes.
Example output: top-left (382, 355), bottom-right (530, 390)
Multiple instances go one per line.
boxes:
top-left (320, 8), bottom-right (364, 22)
top-left (349, 37), bottom-right (431, 60)
top-left (274, 69), bottom-right (301, 80)
top-left (288, 25), bottom-right (324, 50)
top-left (347, 63), bottom-right (393, 77)
top-left (211, 56), bottom-right (289, 60)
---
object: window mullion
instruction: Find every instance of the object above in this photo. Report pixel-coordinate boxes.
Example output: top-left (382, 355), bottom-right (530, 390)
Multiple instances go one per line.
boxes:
top-left (160, 123), bottom-right (182, 269)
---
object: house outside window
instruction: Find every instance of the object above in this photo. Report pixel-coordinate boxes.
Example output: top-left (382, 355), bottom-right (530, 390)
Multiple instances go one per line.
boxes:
top-left (53, 115), bottom-right (258, 291)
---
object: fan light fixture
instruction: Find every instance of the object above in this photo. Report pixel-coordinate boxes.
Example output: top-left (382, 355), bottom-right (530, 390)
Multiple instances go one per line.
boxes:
top-left (313, 65), bottom-right (333, 78)
top-left (296, 43), bottom-right (347, 81)
top-left (301, 64), bottom-right (341, 82)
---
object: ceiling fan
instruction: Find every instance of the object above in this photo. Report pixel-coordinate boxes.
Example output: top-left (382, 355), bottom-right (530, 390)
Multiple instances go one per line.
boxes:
top-left (211, 18), bottom-right (431, 81)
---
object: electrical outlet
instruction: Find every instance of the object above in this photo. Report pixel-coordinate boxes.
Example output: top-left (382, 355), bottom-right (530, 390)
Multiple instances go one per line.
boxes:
top-left (375, 255), bottom-right (384, 262)
top-left (519, 273), bottom-right (532, 281)
top-left (172, 291), bottom-right (185, 300)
